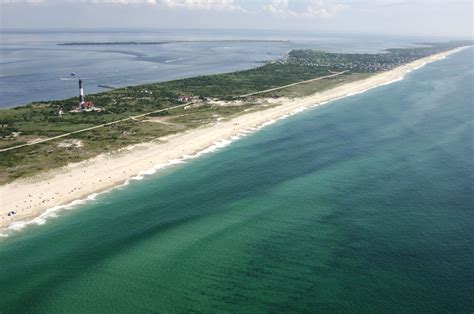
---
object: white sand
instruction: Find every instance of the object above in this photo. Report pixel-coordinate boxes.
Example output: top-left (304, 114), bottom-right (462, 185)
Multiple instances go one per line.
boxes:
top-left (0, 47), bottom-right (466, 233)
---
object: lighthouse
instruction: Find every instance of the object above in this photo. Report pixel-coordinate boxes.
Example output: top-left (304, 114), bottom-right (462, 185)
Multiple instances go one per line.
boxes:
top-left (79, 79), bottom-right (85, 106)
top-left (75, 79), bottom-right (96, 111)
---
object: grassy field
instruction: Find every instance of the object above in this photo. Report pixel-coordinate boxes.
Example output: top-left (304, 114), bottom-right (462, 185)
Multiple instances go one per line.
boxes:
top-left (0, 101), bottom-right (271, 184)
top-left (260, 73), bottom-right (373, 98)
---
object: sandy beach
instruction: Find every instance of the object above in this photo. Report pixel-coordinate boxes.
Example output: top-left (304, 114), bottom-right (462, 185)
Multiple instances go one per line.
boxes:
top-left (0, 47), bottom-right (466, 233)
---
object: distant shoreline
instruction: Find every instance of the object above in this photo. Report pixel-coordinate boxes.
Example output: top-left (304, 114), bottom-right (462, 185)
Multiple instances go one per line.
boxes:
top-left (0, 47), bottom-right (466, 236)
top-left (58, 39), bottom-right (290, 46)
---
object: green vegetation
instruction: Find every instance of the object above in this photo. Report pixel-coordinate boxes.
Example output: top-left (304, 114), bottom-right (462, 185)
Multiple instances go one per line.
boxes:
top-left (0, 104), bottom-right (262, 183)
top-left (262, 73), bottom-right (373, 98)
top-left (0, 41), bottom-right (471, 184)
top-left (284, 41), bottom-right (472, 72)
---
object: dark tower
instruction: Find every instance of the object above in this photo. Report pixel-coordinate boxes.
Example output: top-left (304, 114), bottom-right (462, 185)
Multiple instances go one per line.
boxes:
top-left (79, 79), bottom-right (85, 105)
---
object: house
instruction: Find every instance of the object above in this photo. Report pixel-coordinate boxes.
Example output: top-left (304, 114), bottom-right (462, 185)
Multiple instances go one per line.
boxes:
top-left (82, 101), bottom-right (95, 109)
top-left (178, 95), bottom-right (201, 103)
top-left (178, 95), bottom-right (193, 102)
top-left (69, 101), bottom-right (101, 113)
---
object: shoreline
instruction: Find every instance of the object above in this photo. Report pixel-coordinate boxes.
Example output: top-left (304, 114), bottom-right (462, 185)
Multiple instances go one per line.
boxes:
top-left (0, 47), bottom-right (467, 236)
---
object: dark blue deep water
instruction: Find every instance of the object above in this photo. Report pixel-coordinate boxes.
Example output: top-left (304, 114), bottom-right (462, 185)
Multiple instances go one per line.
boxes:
top-left (0, 47), bottom-right (472, 313)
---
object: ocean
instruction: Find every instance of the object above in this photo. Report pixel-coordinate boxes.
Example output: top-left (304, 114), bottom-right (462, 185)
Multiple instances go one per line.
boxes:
top-left (0, 45), bottom-right (472, 311)
top-left (0, 29), bottom-right (432, 108)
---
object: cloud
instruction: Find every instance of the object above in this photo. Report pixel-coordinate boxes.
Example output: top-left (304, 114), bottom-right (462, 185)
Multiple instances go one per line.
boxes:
top-left (0, 0), bottom-right (47, 3)
top-left (263, 0), bottom-right (290, 16)
top-left (263, 0), bottom-right (347, 18)
top-left (305, 0), bottom-right (347, 18)
top-left (92, 0), bottom-right (157, 3)
top-left (350, 0), bottom-right (472, 7)
top-left (0, 0), bottom-right (242, 10)
top-left (88, 0), bottom-right (157, 3)
top-left (161, 0), bottom-right (242, 11)
top-left (0, 0), bottom-right (156, 3)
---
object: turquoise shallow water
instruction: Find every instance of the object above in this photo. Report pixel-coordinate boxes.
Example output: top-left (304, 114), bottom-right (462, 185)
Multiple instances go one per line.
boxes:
top-left (0, 48), bottom-right (473, 313)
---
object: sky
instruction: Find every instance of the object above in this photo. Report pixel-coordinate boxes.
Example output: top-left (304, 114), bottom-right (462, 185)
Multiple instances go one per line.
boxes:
top-left (0, 0), bottom-right (472, 38)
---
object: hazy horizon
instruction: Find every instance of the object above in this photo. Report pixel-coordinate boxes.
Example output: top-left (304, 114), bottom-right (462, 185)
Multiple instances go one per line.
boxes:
top-left (0, 27), bottom-right (471, 41)
top-left (1, 0), bottom-right (472, 38)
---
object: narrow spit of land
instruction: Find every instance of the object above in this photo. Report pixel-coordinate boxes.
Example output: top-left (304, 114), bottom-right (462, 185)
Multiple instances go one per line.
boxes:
top-left (58, 39), bottom-right (290, 46)
top-left (1, 41), bottom-right (470, 186)
top-left (0, 46), bottom-right (468, 232)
